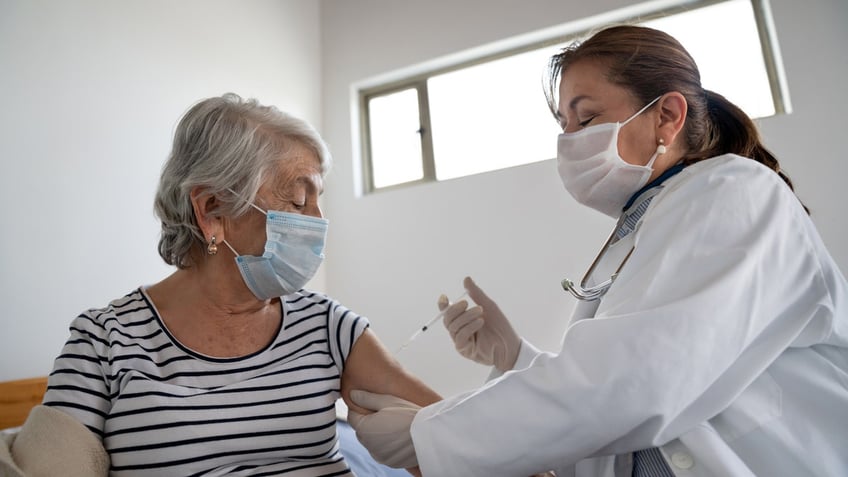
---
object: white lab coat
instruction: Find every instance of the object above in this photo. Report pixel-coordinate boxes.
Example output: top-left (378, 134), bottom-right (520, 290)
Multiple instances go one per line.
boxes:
top-left (410, 155), bottom-right (848, 476)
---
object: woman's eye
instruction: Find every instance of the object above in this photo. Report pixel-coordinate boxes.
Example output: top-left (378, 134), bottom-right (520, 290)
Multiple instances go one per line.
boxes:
top-left (578, 115), bottom-right (596, 127)
top-left (292, 202), bottom-right (306, 210)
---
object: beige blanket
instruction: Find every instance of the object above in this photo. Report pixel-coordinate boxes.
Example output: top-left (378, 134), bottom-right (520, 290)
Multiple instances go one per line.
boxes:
top-left (0, 405), bottom-right (109, 477)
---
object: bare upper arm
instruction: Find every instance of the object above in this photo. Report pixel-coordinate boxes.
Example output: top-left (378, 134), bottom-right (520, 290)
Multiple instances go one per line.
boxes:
top-left (340, 328), bottom-right (441, 414)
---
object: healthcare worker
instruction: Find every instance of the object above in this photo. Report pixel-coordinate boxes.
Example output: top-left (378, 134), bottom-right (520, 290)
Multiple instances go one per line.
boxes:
top-left (347, 25), bottom-right (848, 476)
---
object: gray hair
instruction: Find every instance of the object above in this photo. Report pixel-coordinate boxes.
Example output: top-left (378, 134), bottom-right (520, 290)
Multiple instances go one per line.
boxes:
top-left (154, 93), bottom-right (332, 268)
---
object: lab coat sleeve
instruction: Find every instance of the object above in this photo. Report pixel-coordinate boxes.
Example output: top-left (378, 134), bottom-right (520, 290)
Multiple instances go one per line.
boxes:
top-left (410, 156), bottom-right (838, 476)
top-left (486, 339), bottom-right (545, 381)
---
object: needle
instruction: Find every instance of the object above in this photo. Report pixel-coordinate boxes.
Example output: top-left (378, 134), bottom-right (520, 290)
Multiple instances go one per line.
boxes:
top-left (394, 292), bottom-right (469, 355)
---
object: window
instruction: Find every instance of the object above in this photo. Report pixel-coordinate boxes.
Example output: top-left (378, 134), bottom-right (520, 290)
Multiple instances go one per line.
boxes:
top-left (357, 0), bottom-right (789, 193)
top-left (368, 88), bottom-right (424, 189)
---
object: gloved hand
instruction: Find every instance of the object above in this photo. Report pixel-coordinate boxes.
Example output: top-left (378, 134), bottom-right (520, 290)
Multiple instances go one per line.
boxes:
top-left (440, 276), bottom-right (521, 372)
top-left (347, 390), bottom-right (421, 469)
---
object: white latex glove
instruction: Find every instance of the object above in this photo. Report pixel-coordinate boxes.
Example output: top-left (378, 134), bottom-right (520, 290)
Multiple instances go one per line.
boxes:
top-left (440, 276), bottom-right (521, 372)
top-left (347, 390), bottom-right (420, 469)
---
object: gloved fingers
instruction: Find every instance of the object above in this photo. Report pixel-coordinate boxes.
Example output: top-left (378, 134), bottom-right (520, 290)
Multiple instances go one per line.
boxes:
top-left (351, 407), bottom-right (419, 469)
top-left (360, 432), bottom-right (418, 469)
top-left (440, 299), bottom-right (469, 324)
top-left (347, 409), bottom-right (367, 429)
top-left (443, 306), bottom-right (483, 339)
top-left (463, 276), bottom-right (500, 311)
top-left (456, 342), bottom-right (476, 360)
top-left (452, 316), bottom-right (485, 345)
top-left (379, 437), bottom-right (418, 469)
top-left (350, 408), bottom-right (411, 440)
top-left (350, 390), bottom-right (417, 412)
top-left (437, 294), bottom-right (449, 311)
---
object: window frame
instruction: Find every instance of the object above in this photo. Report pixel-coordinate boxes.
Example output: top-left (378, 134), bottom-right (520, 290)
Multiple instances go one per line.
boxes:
top-left (356, 0), bottom-right (789, 194)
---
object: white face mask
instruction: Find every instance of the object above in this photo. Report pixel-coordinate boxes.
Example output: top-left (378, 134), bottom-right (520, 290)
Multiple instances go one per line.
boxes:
top-left (557, 96), bottom-right (663, 218)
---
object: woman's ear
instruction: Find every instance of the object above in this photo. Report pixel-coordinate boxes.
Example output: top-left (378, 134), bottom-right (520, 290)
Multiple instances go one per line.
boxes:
top-left (190, 186), bottom-right (223, 243)
top-left (657, 92), bottom-right (687, 146)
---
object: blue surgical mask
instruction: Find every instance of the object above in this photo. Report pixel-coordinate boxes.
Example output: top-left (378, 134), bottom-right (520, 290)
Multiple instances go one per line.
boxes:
top-left (222, 202), bottom-right (328, 300)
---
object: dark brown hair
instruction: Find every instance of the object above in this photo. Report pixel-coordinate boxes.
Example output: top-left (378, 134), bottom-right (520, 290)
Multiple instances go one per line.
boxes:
top-left (545, 25), bottom-right (806, 212)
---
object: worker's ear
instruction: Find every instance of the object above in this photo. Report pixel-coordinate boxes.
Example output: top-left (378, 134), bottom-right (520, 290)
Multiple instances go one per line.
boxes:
top-left (190, 186), bottom-right (224, 243)
top-left (655, 92), bottom-right (687, 147)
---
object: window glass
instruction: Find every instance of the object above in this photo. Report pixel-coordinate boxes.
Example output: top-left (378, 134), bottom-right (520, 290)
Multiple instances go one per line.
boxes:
top-left (368, 88), bottom-right (424, 188)
top-left (428, 47), bottom-right (562, 180)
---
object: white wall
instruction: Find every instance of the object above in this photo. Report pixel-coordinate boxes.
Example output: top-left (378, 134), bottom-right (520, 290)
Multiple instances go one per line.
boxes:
top-left (0, 0), bottom-right (323, 380)
top-left (319, 0), bottom-right (848, 397)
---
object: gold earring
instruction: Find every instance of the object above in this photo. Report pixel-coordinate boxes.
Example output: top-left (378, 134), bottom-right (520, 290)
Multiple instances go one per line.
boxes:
top-left (207, 235), bottom-right (218, 255)
top-left (656, 138), bottom-right (667, 155)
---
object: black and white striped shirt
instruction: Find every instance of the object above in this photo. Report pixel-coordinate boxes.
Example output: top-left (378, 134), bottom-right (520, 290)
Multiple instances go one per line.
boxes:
top-left (43, 288), bottom-right (368, 476)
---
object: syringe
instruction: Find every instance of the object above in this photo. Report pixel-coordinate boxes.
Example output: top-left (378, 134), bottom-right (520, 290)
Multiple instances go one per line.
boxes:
top-left (394, 292), bottom-right (469, 355)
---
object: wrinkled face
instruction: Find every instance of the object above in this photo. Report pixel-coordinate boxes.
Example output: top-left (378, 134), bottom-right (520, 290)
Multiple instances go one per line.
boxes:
top-left (227, 141), bottom-right (324, 256)
top-left (256, 142), bottom-right (324, 219)
top-left (557, 59), bottom-right (661, 169)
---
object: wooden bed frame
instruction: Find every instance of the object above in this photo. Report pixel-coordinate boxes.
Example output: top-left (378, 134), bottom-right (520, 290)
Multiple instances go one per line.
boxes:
top-left (0, 376), bottom-right (48, 429)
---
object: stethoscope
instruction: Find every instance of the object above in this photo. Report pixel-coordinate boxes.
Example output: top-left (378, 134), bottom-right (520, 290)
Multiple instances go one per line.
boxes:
top-left (559, 184), bottom-right (663, 301)
top-left (560, 232), bottom-right (634, 301)
top-left (561, 163), bottom-right (686, 301)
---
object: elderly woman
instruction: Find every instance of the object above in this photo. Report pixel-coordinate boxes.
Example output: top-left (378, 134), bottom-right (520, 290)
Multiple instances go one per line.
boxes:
top-left (36, 93), bottom-right (440, 476)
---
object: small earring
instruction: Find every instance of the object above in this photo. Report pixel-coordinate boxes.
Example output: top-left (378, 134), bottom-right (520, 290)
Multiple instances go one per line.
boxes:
top-left (656, 138), bottom-right (667, 155)
top-left (207, 235), bottom-right (218, 255)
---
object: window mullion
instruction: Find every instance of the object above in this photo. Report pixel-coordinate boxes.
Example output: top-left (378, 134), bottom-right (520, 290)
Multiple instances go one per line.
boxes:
top-left (360, 92), bottom-right (376, 193)
top-left (417, 81), bottom-right (436, 182)
top-left (751, 0), bottom-right (792, 115)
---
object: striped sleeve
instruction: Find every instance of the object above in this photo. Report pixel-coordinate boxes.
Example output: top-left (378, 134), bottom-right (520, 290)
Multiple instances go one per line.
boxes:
top-left (43, 309), bottom-right (114, 437)
top-left (326, 300), bottom-right (369, 372)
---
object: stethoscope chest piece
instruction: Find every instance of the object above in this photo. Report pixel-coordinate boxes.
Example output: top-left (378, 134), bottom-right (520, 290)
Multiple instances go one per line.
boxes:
top-left (561, 245), bottom-right (631, 301)
top-left (561, 273), bottom-right (618, 301)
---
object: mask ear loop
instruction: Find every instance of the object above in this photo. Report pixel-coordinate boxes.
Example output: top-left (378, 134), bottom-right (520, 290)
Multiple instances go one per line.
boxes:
top-left (621, 96), bottom-right (663, 126)
top-left (225, 187), bottom-right (269, 216)
top-left (221, 187), bottom-right (273, 258)
top-left (622, 96), bottom-right (665, 169)
top-left (221, 239), bottom-right (240, 257)
top-left (220, 187), bottom-right (269, 257)
top-left (247, 202), bottom-right (268, 216)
